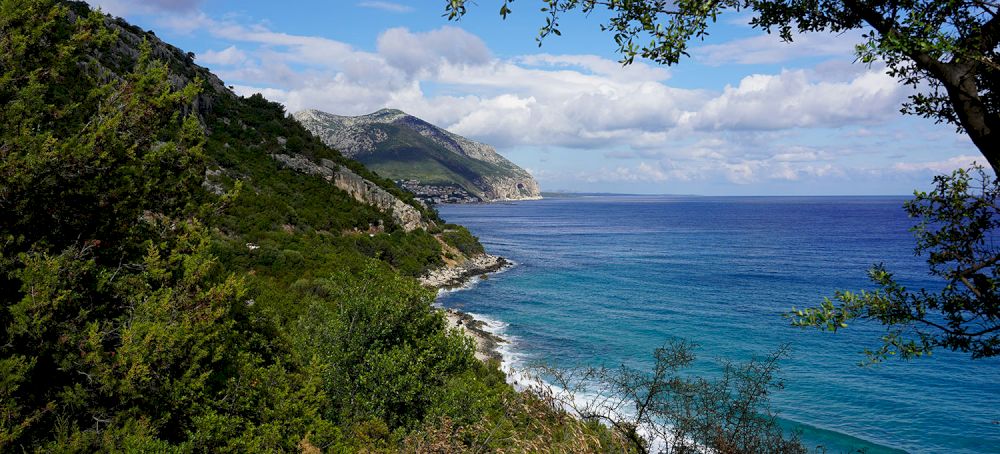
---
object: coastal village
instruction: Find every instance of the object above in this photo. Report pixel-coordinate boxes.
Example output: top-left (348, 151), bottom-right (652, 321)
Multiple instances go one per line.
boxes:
top-left (396, 179), bottom-right (480, 204)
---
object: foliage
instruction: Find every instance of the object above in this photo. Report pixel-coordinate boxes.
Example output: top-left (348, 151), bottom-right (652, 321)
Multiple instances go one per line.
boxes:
top-left (352, 229), bottom-right (445, 276)
top-left (441, 224), bottom-right (487, 257)
top-left (0, 2), bottom-right (568, 451)
top-left (0, 2), bottom-right (821, 452)
top-left (291, 265), bottom-right (473, 428)
top-left (790, 165), bottom-right (1000, 362)
top-left (406, 389), bottom-right (633, 453)
top-left (532, 341), bottom-right (805, 454)
top-left (0, 2), bottom-right (439, 450)
top-left (445, 0), bottom-right (1000, 170)
top-left (0, 3), bottom-right (330, 449)
top-left (0, 2), bottom-right (198, 258)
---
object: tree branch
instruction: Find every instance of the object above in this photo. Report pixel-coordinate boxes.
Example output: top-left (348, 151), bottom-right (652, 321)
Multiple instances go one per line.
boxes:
top-left (842, 0), bottom-right (952, 78)
top-left (959, 274), bottom-right (985, 297)
top-left (958, 9), bottom-right (1000, 53)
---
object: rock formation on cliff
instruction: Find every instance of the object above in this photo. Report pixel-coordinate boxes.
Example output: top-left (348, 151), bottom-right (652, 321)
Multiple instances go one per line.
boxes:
top-left (268, 153), bottom-right (427, 231)
top-left (87, 8), bottom-right (431, 233)
top-left (293, 108), bottom-right (542, 202)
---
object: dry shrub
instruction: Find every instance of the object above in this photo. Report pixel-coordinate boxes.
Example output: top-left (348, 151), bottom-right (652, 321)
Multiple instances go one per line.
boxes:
top-left (402, 390), bottom-right (632, 453)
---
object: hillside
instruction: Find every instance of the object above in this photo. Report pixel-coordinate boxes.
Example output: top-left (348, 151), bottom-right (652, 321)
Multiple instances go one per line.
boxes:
top-left (0, 1), bottom-right (622, 452)
top-left (294, 108), bottom-right (542, 203)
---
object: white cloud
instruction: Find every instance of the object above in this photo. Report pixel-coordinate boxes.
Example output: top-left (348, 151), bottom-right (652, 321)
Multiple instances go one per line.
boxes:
top-left (679, 69), bottom-right (903, 131)
top-left (581, 162), bottom-right (673, 183)
top-left (167, 15), bottom-right (904, 152)
top-left (517, 54), bottom-right (670, 82)
top-left (892, 155), bottom-right (984, 173)
top-left (376, 27), bottom-right (492, 76)
top-left (357, 1), bottom-right (413, 13)
top-left (212, 24), bottom-right (362, 65)
top-left (198, 45), bottom-right (248, 66)
top-left (696, 32), bottom-right (862, 66)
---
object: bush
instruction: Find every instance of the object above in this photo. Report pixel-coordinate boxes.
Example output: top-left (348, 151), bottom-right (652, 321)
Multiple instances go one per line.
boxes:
top-left (441, 225), bottom-right (485, 256)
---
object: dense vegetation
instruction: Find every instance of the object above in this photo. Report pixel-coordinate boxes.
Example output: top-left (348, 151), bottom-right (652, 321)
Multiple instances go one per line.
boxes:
top-left (359, 123), bottom-right (509, 192)
top-left (0, 2), bottom-right (807, 452)
top-left (440, 225), bottom-right (487, 257)
top-left (201, 92), bottom-right (447, 278)
top-left (0, 1), bottom-right (626, 451)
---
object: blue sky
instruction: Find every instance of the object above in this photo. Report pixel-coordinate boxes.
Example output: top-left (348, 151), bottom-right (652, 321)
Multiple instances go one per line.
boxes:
top-left (90, 0), bottom-right (983, 195)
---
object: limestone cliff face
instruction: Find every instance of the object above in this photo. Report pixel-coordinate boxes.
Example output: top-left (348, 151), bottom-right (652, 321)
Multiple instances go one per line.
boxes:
top-left (476, 175), bottom-right (543, 201)
top-left (269, 153), bottom-right (427, 232)
top-left (293, 109), bottom-right (542, 202)
top-left (94, 11), bottom-right (230, 116)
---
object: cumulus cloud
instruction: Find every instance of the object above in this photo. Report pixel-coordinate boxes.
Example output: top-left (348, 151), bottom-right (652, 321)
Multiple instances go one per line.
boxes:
top-left (517, 54), bottom-right (670, 82)
top-left (574, 155), bottom-right (845, 185)
top-left (565, 136), bottom-right (851, 185)
top-left (376, 27), bottom-right (492, 76)
top-left (198, 46), bottom-right (248, 66)
top-left (679, 69), bottom-right (903, 130)
top-left (164, 14), bottom-right (906, 152)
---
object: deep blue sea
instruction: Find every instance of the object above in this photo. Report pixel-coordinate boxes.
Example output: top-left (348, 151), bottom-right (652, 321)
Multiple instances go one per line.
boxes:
top-left (437, 195), bottom-right (1000, 454)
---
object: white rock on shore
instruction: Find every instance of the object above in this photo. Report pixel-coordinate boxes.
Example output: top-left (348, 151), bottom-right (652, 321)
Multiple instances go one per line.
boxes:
top-left (422, 254), bottom-right (512, 363)
top-left (444, 309), bottom-right (505, 362)
top-left (418, 254), bottom-right (509, 288)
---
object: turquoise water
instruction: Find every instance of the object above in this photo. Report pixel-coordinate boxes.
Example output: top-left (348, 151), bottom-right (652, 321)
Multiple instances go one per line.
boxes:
top-left (437, 195), bottom-right (1000, 453)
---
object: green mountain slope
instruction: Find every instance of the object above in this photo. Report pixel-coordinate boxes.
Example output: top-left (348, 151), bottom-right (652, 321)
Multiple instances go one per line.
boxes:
top-left (294, 108), bottom-right (542, 202)
top-left (0, 1), bottom-right (619, 451)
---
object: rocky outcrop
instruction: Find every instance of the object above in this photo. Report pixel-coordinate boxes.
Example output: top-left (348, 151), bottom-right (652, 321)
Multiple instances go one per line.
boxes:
top-left (477, 175), bottom-right (543, 201)
top-left (86, 9), bottom-right (231, 115)
top-left (293, 109), bottom-right (542, 202)
top-left (418, 254), bottom-right (510, 288)
top-left (293, 109), bottom-right (399, 158)
top-left (444, 309), bottom-right (505, 362)
top-left (270, 153), bottom-right (427, 232)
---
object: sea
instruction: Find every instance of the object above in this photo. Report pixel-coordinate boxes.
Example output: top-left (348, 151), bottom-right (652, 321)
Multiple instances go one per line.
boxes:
top-left (436, 195), bottom-right (1000, 454)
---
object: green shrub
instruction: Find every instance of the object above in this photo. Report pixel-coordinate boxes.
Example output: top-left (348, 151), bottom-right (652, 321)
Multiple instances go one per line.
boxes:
top-left (441, 225), bottom-right (486, 256)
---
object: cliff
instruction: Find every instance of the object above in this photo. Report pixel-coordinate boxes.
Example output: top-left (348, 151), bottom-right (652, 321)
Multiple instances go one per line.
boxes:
top-left (269, 153), bottom-right (427, 231)
top-left (82, 3), bottom-right (431, 232)
top-left (293, 108), bottom-right (542, 202)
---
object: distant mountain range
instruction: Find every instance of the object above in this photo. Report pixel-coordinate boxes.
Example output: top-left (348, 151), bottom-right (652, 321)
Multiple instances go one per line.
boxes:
top-left (293, 108), bottom-right (542, 202)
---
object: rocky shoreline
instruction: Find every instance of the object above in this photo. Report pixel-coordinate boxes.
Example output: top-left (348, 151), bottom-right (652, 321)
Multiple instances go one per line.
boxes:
top-left (420, 253), bottom-right (512, 362)
top-left (444, 309), bottom-right (505, 362)
top-left (418, 253), bottom-right (510, 289)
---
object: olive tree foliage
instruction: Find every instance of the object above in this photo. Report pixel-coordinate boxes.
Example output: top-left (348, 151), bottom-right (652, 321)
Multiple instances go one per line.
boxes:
top-left (790, 166), bottom-right (1000, 362)
top-left (528, 341), bottom-right (806, 454)
top-left (444, 0), bottom-right (1000, 172)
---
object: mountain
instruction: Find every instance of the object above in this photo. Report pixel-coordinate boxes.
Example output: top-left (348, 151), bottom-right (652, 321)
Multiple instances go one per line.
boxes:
top-left (73, 3), bottom-right (437, 235)
top-left (2, 2), bottom-right (572, 450)
top-left (293, 108), bottom-right (542, 202)
top-left (3, 3), bottom-right (806, 452)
